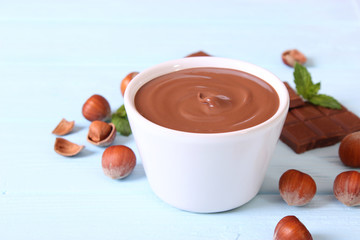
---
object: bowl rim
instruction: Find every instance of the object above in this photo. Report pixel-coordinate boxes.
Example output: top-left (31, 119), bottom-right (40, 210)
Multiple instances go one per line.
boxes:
top-left (124, 57), bottom-right (289, 138)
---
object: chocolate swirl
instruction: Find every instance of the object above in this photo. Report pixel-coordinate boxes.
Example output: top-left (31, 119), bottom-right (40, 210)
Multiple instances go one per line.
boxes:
top-left (135, 67), bottom-right (279, 133)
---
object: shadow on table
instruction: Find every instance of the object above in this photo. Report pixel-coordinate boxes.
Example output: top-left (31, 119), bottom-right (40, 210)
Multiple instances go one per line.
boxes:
top-left (74, 148), bottom-right (94, 158)
top-left (72, 125), bottom-right (85, 134)
top-left (304, 57), bottom-right (315, 67)
top-left (116, 162), bottom-right (146, 182)
top-left (312, 234), bottom-right (328, 240)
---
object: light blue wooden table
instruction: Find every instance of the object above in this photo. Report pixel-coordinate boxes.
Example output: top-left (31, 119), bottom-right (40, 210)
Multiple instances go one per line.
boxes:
top-left (1, 0), bottom-right (360, 239)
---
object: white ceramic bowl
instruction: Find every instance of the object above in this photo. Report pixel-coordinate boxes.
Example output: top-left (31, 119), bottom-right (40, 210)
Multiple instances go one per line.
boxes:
top-left (124, 57), bottom-right (289, 213)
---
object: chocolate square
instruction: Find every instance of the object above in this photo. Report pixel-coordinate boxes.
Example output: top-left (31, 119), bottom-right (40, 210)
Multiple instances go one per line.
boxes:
top-left (316, 105), bottom-right (347, 116)
top-left (305, 117), bottom-right (346, 147)
top-left (331, 111), bottom-right (360, 132)
top-left (283, 82), bottom-right (305, 108)
top-left (280, 122), bottom-right (318, 153)
top-left (185, 51), bottom-right (212, 57)
top-left (284, 112), bottom-right (300, 125)
top-left (291, 103), bottom-right (323, 121)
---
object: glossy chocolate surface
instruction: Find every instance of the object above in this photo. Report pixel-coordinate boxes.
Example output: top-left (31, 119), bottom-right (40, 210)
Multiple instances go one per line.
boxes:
top-left (135, 67), bottom-right (279, 133)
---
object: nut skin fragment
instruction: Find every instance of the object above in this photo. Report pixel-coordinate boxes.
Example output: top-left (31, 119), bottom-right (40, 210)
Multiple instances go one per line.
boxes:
top-left (87, 122), bottom-right (116, 147)
top-left (54, 137), bottom-right (84, 157)
top-left (274, 215), bottom-right (313, 240)
top-left (282, 49), bottom-right (307, 67)
top-left (121, 72), bottom-right (139, 96)
top-left (52, 118), bottom-right (75, 136)
top-left (82, 94), bottom-right (111, 122)
top-left (339, 131), bottom-right (360, 167)
top-left (333, 170), bottom-right (360, 206)
top-left (102, 145), bottom-right (136, 179)
top-left (279, 169), bottom-right (317, 206)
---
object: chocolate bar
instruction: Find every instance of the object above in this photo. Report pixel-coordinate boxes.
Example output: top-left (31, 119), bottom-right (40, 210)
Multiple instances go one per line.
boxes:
top-left (281, 85), bottom-right (360, 153)
top-left (283, 82), bottom-right (305, 108)
top-left (185, 51), bottom-right (211, 57)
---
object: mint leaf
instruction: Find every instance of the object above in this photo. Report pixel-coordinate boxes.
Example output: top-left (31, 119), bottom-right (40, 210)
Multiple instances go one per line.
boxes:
top-left (309, 94), bottom-right (342, 109)
top-left (294, 63), bottom-right (314, 99)
top-left (308, 82), bottom-right (321, 97)
top-left (115, 104), bottom-right (127, 118)
top-left (111, 104), bottom-right (132, 136)
top-left (293, 63), bottom-right (341, 109)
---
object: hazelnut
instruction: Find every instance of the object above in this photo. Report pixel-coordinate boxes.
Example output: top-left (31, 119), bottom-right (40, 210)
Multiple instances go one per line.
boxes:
top-left (333, 170), bottom-right (360, 206)
top-left (52, 118), bottom-right (74, 136)
top-left (338, 131), bottom-right (360, 168)
top-left (121, 72), bottom-right (139, 96)
top-left (102, 145), bottom-right (136, 179)
top-left (82, 94), bottom-right (111, 122)
top-left (279, 169), bottom-right (317, 206)
top-left (87, 121), bottom-right (116, 147)
top-left (54, 137), bottom-right (84, 157)
top-left (274, 215), bottom-right (313, 240)
top-left (282, 49), bottom-right (307, 67)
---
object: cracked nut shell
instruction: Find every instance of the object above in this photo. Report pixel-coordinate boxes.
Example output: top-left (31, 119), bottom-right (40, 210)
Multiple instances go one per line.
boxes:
top-left (87, 121), bottom-right (116, 147)
top-left (282, 49), bottom-right (307, 67)
top-left (54, 137), bottom-right (84, 157)
top-left (52, 118), bottom-right (75, 136)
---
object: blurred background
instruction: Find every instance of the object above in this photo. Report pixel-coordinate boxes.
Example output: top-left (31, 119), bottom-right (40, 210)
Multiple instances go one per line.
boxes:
top-left (0, 1), bottom-right (359, 239)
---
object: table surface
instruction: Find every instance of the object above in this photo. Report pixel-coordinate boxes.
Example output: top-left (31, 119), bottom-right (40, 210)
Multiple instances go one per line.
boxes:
top-left (1, 0), bottom-right (360, 239)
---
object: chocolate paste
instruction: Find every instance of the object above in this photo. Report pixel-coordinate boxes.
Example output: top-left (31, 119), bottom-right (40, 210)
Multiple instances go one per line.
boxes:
top-left (135, 67), bottom-right (279, 133)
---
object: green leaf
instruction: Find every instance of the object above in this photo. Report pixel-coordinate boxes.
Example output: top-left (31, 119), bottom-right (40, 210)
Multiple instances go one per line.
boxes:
top-left (308, 82), bottom-right (321, 97)
top-left (115, 104), bottom-right (127, 117)
top-left (293, 63), bottom-right (341, 110)
top-left (111, 114), bottom-right (132, 136)
top-left (309, 94), bottom-right (342, 109)
top-left (294, 62), bottom-right (314, 99)
top-left (111, 104), bottom-right (132, 136)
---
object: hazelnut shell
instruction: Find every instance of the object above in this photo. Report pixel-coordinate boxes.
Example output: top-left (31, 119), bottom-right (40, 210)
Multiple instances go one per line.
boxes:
top-left (87, 122), bottom-right (116, 147)
top-left (333, 170), bottom-right (360, 206)
top-left (102, 145), bottom-right (136, 179)
top-left (121, 72), bottom-right (139, 96)
top-left (339, 131), bottom-right (360, 168)
top-left (279, 169), bottom-right (317, 206)
top-left (54, 137), bottom-right (84, 157)
top-left (52, 118), bottom-right (74, 136)
top-left (82, 94), bottom-right (111, 122)
top-left (274, 215), bottom-right (313, 240)
top-left (282, 49), bottom-right (307, 67)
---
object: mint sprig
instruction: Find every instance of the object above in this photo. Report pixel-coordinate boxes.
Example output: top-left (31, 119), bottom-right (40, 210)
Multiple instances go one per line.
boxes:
top-left (294, 63), bottom-right (341, 109)
top-left (111, 104), bottom-right (132, 136)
